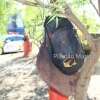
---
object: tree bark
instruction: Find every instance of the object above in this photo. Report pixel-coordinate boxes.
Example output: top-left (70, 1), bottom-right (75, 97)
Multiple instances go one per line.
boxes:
top-left (98, 0), bottom-right (100, 15)
top-left (15, 0), bottom-right (53, 7)
top-left (64, 3), bottom-right (100, 100)
top-left (75, 39), bottom-right (100, 100)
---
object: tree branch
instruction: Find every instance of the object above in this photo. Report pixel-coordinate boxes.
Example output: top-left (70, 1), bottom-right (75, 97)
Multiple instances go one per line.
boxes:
top-left (15, 0), bottom-right (54, 7)
top-left (64, 3), bottom-right (96, 51)
top-left (90, 0), bottom-right (100, 16)
top-left (98, 0), bottom-right (100, 15)
top-left (63, 3), bottom-right (100, 100)
top-left (75, 39), bottom-right (100, 100)
top-left (15, 0), bottom-right (39, 6)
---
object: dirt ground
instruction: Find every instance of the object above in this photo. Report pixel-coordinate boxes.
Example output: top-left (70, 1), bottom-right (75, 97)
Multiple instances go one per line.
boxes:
top-left (0, 52), bottom-right (100, 100)
top-left (0, 52), bottom-right (48, 100)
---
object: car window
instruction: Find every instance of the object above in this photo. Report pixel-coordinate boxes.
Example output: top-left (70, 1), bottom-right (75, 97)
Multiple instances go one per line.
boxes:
top-left (5, 36), bottom-right (24, 42)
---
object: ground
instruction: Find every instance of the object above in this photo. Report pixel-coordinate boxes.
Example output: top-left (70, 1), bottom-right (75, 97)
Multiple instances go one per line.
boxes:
top-left (0, 52), bottom-right (48, 100)
top-left (0, 52), bottom-right (100, 100)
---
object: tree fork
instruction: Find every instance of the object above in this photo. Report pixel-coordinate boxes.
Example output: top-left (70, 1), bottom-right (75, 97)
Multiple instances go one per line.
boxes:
top-left (63, 3), bottom-right (100, 100)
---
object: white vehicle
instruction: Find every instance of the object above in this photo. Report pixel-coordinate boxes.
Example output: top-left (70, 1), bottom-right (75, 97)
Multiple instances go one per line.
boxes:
top-left (3, 34), bottom-right (24, 53)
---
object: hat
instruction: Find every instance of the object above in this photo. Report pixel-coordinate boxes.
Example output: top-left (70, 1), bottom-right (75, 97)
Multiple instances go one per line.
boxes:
top-left (36, 44), bottom-right (80, 96)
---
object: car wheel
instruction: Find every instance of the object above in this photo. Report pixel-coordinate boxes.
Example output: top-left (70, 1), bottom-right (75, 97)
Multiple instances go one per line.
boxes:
top-left (0, 48), bottom-right (3, 55)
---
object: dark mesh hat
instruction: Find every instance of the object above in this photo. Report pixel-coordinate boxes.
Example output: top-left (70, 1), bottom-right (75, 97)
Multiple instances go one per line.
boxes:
top-left (36, 44), bottom-right (80, 96)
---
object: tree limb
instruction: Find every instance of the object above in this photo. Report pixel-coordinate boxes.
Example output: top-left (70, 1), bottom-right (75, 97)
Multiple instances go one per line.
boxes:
top-left (75, 39), bottom-right (100, 100)
top-left (64, 3), bottom-right (96, 51)
top-left (63, 3), bottom-right (100, 100)
top-left (15, 0), bottom-right (54, 7)
top-left (90, 0), bottom-right (100, 16)
top-left (15, 0), bottom-right (39, 6)
top-left (98, 0), bottom-right (100, 15)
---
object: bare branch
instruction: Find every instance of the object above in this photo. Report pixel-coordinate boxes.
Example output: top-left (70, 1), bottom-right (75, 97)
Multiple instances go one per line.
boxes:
top-left (15, 0), bottom-right (54, 7)
top-left (15, 0), bottom-right (39, 6)
top-left (75, 38), bottom-right (100, 100)
top-left (90, 0), bottom-right (100, 16)
top-left (98, 0), bottom-right (100, 15)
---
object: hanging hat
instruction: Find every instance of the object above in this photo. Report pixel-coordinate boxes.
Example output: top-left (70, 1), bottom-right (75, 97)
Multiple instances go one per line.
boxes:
top-left (36, 44), bottom-right (80, 96)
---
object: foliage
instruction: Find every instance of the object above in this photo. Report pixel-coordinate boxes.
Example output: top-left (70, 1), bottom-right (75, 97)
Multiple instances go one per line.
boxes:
top-left (68, 0), bottom-right (100, 33)
top-left (0, 0), bottom-right (17, 34)
top-left (23, 6), bottom-right (46, 39)
top-left (0, 0), bottom-right (8, 34)
top-left (0, 0), bottom-right (99, 38)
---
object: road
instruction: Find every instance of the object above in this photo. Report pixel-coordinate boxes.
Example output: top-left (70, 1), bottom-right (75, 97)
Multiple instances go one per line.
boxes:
top-left (0, 53), bottom-right (100, 100)
top-left (0, 53), bottom-right (48, 100)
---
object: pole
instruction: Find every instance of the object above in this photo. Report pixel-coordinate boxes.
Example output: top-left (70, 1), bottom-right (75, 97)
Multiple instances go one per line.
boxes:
top-left (23, 35), bottom-right (32, 57)
top-left (49, 87), bottom-right (69, 100)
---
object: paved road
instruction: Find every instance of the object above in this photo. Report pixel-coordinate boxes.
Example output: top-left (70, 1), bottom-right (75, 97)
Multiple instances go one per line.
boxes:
top-left (0, 53), bottom-right (48, 100)
top-left (0, 53), bottom-right (23, 64)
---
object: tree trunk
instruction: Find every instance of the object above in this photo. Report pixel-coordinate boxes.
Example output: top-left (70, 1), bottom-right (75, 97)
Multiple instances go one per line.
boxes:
top-left (74, 39), bottom-right (100, 100)
top-left (64, 3), bottom-right (100, 100)
top-left (98, 0), bottom-right (100, 15)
